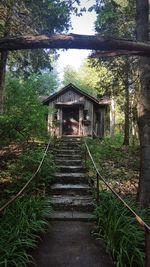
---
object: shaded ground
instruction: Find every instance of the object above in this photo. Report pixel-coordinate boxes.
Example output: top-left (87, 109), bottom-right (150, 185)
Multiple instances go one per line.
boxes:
top-left (0, 141), bottom-right (47, 206)
top-left (86, 136), bottom-right (139, 198)
top-left (29, 221), bottom-right (114, 267)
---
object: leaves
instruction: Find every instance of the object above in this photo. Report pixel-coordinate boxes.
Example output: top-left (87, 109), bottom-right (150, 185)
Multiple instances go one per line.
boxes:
top-left (1, 0), bottom-right (81, 75)
top-left (0, 74), bottom-right (48, 141)
top-left (85, 135), bottom-right (139, 197)
top-left (0, 196), bottom-right (51, 267)
top-left (93, 191), bottom-right (148, 267)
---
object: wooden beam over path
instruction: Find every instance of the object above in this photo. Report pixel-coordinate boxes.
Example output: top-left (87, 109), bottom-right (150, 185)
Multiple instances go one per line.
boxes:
top-left (0, 33), bottom-right (150, 56)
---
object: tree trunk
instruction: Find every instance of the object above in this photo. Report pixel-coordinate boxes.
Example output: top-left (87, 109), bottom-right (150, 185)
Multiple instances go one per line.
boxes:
top-left (0, 34), bottom-right (150, 56)
top-left (136, 0), bottom-right (150, 207)
top-left (0, 51), bottom-right (8, 113)
top-left (123, 62), bottom-right (130, 146)
top-left (123, 84), bottom-right (130, 146)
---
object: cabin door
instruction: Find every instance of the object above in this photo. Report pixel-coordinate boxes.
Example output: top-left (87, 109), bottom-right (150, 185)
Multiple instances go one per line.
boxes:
top-left (62, 107), bottom-right (79, 135)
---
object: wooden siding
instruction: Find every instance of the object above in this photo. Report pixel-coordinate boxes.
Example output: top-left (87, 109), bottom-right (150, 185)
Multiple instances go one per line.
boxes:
top-left (47, 87), bottom-right (106, 137)
top-left (53, 89), bottom-right (84, 103)
top-left (49, 89), bottom-right (94, 136)
top-left (84, 99), bottom-right (93, 136)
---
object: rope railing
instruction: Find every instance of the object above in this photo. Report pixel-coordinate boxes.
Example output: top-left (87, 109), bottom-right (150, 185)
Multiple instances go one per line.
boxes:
top-left (0, 138), bottom-right (51, 213)
top-left (84, 138), bottom-right (150, 267)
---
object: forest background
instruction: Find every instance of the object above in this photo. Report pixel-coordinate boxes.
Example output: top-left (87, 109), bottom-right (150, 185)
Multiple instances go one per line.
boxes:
top-left (0, 0), bottom-right (150, 207)
top-left (0, 1), bottom-right (150, 266)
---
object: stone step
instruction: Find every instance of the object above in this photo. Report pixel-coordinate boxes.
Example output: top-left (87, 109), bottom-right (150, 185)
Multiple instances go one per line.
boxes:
top-left (60, 140), bottom-right (80, 144)
top-left (56, 154), bottom-right (81, 160)
top-left (54, 172), bottom-right (88, 184)
top-left (56, 165), bottom-right (85, 173)
top-left (59, 142), bottom-right (81, 146)
top-left (58, 146), bottom-right (81, 149)
top-left (55, 149), bottom-right (81, 155)
top-left (55, 159), bottom-right (82, 166)
top-left (48, 211), bottom-right (93, 221)
top-left (58, 147), bottom-right (80, 151)
top-left (61, 137), bottom-right (81, 141)
top-left (51, 195), bottom-right (93, 212)
top-left (59, 142), bottom-right (80, 146)
top-left (51, 183), bottom-right (90, 196)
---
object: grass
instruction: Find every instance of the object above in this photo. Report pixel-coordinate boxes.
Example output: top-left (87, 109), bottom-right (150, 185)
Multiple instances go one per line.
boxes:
top-left (0, 139), bottom-right (57, 266)
top-left (0, 196), bottom-right (51, 267)
top-left (83, 134), bottom-right (139, 198)
top-left (82, 134), bottom-right (149, 267)
top-left (0, 143), bottom-right (56, 206)
top-left (93, 191), bottom-right (149, 267)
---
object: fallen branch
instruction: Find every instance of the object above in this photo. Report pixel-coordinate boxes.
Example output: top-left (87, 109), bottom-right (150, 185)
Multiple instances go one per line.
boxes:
top-left (0, 33), bottom-right (150, 56)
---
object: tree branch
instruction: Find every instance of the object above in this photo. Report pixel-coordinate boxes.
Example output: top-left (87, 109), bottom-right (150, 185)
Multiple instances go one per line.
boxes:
top-left (89, 50), bottom-right (144, 57)
top-left (0, 33), bottom-right (150, 56)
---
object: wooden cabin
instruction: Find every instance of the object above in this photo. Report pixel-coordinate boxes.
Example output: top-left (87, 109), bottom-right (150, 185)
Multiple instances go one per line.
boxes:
top-left (43, 83), bottom-right (110, 137)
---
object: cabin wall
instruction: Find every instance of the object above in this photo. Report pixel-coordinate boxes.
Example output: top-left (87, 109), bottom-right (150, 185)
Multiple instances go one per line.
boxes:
top-left (47, 88), bottom-right (107, 137)
top-left (93, 107), bottom-right (106, 138)
top-left (53, 89), bottom-right (84, 103)
top-left (48, 89), bottom-right (84, 136)
top-left (83, 99), bottom-right (93, 136)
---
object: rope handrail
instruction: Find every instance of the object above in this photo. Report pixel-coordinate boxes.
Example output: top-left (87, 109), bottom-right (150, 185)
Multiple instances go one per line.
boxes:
top-left (84, 139), bottom-right (150, 233)
top-left (0, 138), bottom-right (51, 213)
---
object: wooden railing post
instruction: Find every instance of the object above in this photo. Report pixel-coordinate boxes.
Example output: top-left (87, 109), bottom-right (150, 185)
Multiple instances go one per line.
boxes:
top-left (145, 228), bottom-right (150, 267)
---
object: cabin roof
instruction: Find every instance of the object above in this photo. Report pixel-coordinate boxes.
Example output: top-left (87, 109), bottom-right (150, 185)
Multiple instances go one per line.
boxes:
top-left (43, 83), bottom-right (109, 106)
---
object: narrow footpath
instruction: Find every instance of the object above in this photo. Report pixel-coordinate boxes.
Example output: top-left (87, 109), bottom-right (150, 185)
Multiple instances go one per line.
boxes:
top-left (29, 137), bottom-right (113, 267)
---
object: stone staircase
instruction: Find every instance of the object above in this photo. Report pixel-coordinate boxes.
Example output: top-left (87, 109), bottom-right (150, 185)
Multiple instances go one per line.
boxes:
top-left (50, 137), bottom-right (93, 221)
top-left (29, 137), bottom-right (114, 267)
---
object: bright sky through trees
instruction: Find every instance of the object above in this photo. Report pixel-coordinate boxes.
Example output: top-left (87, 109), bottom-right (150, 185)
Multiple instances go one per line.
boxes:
top-left (57, 0), bottom-right (96, 80)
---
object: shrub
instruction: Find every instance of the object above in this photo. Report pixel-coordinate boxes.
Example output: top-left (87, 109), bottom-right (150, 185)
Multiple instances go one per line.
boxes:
top-left (0, 77), bottom-right (48, 142)
top-left (1, 144), bottom-right (56, 200)
top-left (93, 191), bottom-right (147, 267)
top-left (0, 196), bottom-right (51, 267)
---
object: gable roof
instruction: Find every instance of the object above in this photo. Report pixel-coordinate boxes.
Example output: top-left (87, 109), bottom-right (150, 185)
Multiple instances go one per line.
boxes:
top-left (43, 83), bottom-right (100, 105)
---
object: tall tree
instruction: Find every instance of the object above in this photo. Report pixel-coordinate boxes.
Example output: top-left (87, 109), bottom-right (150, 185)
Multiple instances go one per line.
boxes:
top-left (0, 0), bottom-right (80, 112)
top-left (136, 0), bottom-right (150, 207)
top-left (90, 0), bottom-right (136, 143)
top-left (62, 60), bottom-right (112, 97)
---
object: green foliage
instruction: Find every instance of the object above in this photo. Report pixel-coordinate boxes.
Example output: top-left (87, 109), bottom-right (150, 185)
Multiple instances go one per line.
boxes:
top-left (1, 0), bottom-right (81, 75)
top-left (86, 134), bottom-right (139, 171)
top-left (62, 59), bottom-right (113, 97)
top-left (0, 75), bottom-right (48, 141)
top-left (0, 139), bottom-right (57, 266)
top-left (82, 135), bottom-right (139, 203)
top-left (88, 0), bottom-right (138, 140)
top-left (26, 71), bottom-right (60, 96)
top-left (94, 0), bottom-right (135, 38)
top-left (18, 145), bottom-right (56, 186)
top-left (93, 191), bottom-right (148, 267)
top-left (1, 143), bottom-right (56, 202)
top-left (8, 50), bottom-right (53, 78)
top-left (0, 196), bottom-right (51, 267)
top-left (82, 135), bottom-right (144, 266)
